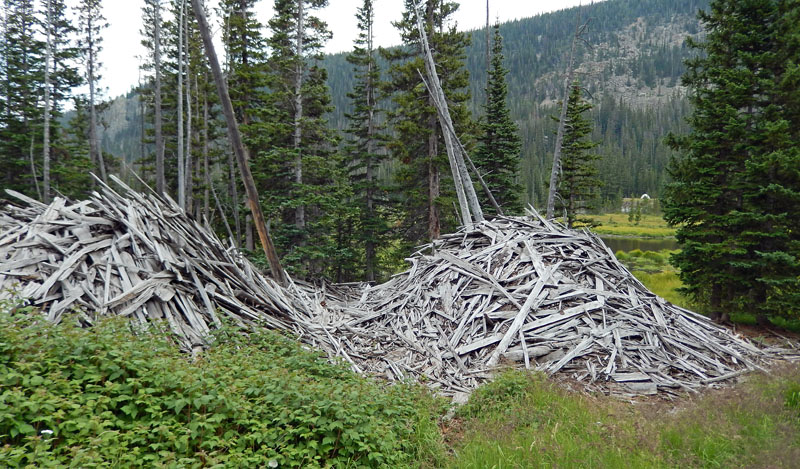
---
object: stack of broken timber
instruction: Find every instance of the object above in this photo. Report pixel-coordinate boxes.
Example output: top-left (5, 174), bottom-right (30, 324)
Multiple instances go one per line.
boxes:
top-left (0, 176), bottom-right (339, 358)
top-left (333, 211), bottom-right (771, 396)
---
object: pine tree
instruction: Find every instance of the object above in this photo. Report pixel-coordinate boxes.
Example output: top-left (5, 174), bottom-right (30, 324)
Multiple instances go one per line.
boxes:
top-left (77, 0), bottom-right (108, 182)
top-left (733, 0), bottom-right (800, 319)
top-left (343, 0), bottom-right (388, 282)
top-left (556, 82), bottom-right (601, 228)
top-left (0, 0), bottom-right (44, 197)
top-left (664, 0), bottom-right (800, 320)
top-left (264, 0), bottom-right (347, 279)
top-left (383, 0), bottom-right (474, 246)
top-left (474, 24), bottom-right (522, 217)
top-left (220, 0), bottom-right (270, 246)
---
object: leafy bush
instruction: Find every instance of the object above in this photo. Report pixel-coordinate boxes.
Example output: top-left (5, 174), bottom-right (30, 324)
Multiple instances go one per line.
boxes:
top-left (628, 249), bottom-right (644, 258)
top-left (0, 311), bottom-right (442, 468)
top-left (457, 370), bottom-right (534, 419)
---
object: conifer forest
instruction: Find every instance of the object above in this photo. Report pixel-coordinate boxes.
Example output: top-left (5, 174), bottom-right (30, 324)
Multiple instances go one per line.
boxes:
top-left (2, 0), bottom-right (800, 465)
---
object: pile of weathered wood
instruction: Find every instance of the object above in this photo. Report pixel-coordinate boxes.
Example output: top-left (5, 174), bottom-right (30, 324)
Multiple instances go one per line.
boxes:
top-left (0, 180), bottom-right (782, 397)
top-left (331, 212), bottom-right (772, 396)
top-left (0, 177), bottom-right (338, 357)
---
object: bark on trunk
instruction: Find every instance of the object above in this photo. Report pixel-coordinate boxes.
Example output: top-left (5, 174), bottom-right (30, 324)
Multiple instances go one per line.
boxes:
top-left (42, 0), bottom-right (52, 203)
top-left (414, 4), bottom-right (483, 226)
top-left (87, 14), bottom-right (106, 183)
top-left (364, 15), bottom-right (376, 282)
top-left (203, 86), bottom-right (210, 222)
top-left (293, 0), bottom-right (305, 232)
top-left (191, 0), bottom-right (287, 286)
top-left (177, 0), bottom-right (185, 208)
top-left (546, 14), bottom-right (585, 220)
top-left (154, 1), bottom-right (165, 195)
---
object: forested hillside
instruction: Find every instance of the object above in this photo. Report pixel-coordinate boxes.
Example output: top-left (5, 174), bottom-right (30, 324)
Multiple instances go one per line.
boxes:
top-left (90, 0), bottom-right (707, 207)
top-left (4, 0), bottom-right (710, 282)
top-left (324, 0), bottom-right (708, 205)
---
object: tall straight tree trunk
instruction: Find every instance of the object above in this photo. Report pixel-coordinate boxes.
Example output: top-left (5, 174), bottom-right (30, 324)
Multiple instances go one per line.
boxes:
top-left (203, 83), bottom-right (210, 222)
top-left (177, 0), bottom-right (185, 208)
top-left (185, 52), bottom-right (195, 214)
top-left (293, 0), bottom-right (305, 232)
top-left (87, 14), bottom-right (106, 183)
top-left (427, 112), bottom-right (441, 240)
top-left (42, 0), bottom-right (52, 203)
top-left (190, 0), bottom-right (287, 286)
top-left (486, 0), bottom-right (490, 109)
top-left (364, 12), bottom-right (376, 282)
top-left (228, 149), bottom-right (241, 246)
top-left (154, 1), bottom-right (165, 195)
top-left (415, 3), bottom-right (482, 226)
top-left (546, 13), bottom-right (585, 220)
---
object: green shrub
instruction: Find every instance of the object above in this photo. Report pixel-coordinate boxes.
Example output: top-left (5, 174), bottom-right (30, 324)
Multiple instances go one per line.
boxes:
top-left (615, 250), bottom-right (629, 261)
top-left (629, 249), bottom-right (644, 258)
top-left (0, 311), bottom-right (442, 468)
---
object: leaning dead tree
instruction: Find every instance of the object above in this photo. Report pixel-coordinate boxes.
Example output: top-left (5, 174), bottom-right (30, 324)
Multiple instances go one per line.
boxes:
top-left (413, 2), bottom-right (484, 226)
top-left (190, 0), bottom-right (287, 287)
top-left (546, 12), bottom-right (590, 220)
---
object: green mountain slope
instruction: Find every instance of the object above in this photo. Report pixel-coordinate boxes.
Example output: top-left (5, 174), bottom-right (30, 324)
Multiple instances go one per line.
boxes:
top-left (98, 0), bottom-right (708, 207)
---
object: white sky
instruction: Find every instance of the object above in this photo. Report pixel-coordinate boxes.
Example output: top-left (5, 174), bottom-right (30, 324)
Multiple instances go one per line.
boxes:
top-left (75, 0), bottom-right (600, 99)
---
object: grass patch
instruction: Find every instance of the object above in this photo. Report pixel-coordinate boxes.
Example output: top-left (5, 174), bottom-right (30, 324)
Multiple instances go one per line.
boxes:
top-left (584, 213), bottom-right (676, 238)
top-left (447, 366), bottom-right (800, 468)
top-left (0, 311), bottom-right (445, 468)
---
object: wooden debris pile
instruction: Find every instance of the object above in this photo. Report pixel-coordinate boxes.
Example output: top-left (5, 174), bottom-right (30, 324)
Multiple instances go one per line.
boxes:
top-left (0, 177), bottom-right (337, 356)
top-left (334, 212), bottom-right (769, 396)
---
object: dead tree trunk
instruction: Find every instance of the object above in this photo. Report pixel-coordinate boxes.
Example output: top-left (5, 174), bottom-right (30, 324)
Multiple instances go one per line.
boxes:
top-left (177, 0), bottom-right (185, 208)
top-left (190, 0), bottom-right (287, 286)
top-left (42, 0), bottom-right (52, 203)
top-left (414, 4), bottom-right (483, 225)
top-left (87, 13), bottom-right (106, 183)
top-left (293, 0), bottom-right (305, 233)
top-left (154, 0), bottom-right (165, 195)
top-left (202, 83), bottom-right (210, 222)
top-left (546, 14), bottom-right (588, 220)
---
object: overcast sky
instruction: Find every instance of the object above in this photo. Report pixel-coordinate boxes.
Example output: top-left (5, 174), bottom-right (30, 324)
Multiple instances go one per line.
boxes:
top-left (84, 0), bottom-right (599, 99)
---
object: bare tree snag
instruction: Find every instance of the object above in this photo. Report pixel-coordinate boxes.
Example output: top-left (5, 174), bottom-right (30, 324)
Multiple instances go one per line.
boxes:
top-left (293, 0), bottom-right (305, 232)
top-left (42, 0), bottom-right (52, 203)
top-left (191, 0), bottom-right (288, 286)
top-left (413, 3), bottom-right (484, 225)
top-left (177, 0), bottom-right (185, 209)
top-left (154, 0), bottom-right (165, 195)
top-left (546, 13), bottom-right (589, 220)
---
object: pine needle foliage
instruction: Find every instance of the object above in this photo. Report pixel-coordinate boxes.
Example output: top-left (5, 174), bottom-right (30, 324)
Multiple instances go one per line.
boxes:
top-left (664, 0), bottom-right (800, 319)
top-left (474, 24), bottom-right (523, 216)
top-left (556, 82), bottom-right (602, 228)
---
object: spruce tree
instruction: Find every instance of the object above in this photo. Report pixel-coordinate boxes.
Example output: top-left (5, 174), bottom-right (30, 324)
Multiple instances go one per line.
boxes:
top-left (383, 0), bottom-right (474, 245)
top-left (734, 0), bottom-right (800, 319)
top-left (474, 24), bottom-right (522, 216)
top-left (664, 0), bottom-right (800, 320)
top-left (77, 0), bottom-right (108, 182)
top-left (556, 82), bottom-right (601, 228)
top-left (343, 0), bottom-right (388, 282)
top-left (264, 0), bottom-right (349, 279)
top-left (0, 0), bottom-right (44, 197)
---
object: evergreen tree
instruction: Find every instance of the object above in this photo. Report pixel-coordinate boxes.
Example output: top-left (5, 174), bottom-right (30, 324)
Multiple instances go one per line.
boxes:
top-left (220, 0), bottom-right (270, 246)
top-left (264, 0), bottom-right (348, 279)
top-left (0, 0), bottom-right (44, 197)
top-left (383, 0), bottom-right (474, 246)
top-left (474, 24), bottom-right (522, 216)
top-left (556, 82), bottom-right (601, 228)
top-left (343, 0), bottom-right (389, 282)
top-left (77, 0), bottom-right (108, 182)
top-left (664, 0), bottom-right (800, 320)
